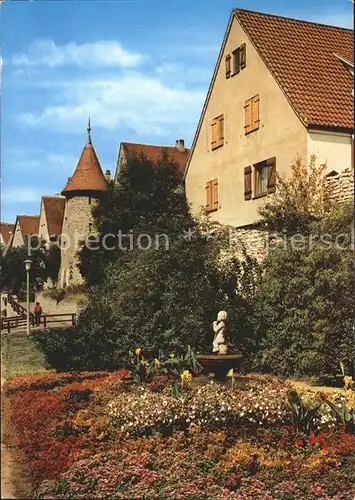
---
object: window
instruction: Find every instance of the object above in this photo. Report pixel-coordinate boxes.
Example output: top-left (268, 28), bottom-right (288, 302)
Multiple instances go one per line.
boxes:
top-left (244, 166), bottom-right (252, 200)
top-left (89, 223), bottom-right (93, 233)
top-left (225, 54), bottom-right (231, 78)
top-left (88, 197), bottom-right (92, 205)
top-left (211, 114), bottom-right (224, 150)
top-left (253, 157), bottom-right (276, 198)
top-left (244, 95), bottom-right (260, 134)
top-left (205, 178), bottom-right (219, 212)
top-left (232, 48), bottom-right (240, 75)
top-left (240, 43), bottom-right (246, 69)
top-left (230, 43), bottom-right (246, 77)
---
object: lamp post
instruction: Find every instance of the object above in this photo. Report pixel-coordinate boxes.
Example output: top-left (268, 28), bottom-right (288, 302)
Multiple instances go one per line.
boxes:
top-left (24, 259), bottom-right (32, 335)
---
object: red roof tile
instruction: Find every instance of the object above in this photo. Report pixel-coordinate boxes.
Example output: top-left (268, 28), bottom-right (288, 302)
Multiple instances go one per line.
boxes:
top-left (234, 9), bottom-right (354, 130)
top-left (17, 215), bottom-right (40, 236)
top-left (0, 222), bottom-right (15, 245)
top-left (42, 196), bottom-right (66, 237)
top-left (62, 143), bottom-right (107, 194)
top-left (122, 142), bottom-right (190, 176)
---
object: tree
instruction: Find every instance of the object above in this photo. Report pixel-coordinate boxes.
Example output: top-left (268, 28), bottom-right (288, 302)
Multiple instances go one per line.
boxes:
top-left (253, 201), bottom-right (354, 378)
top-left (79, 154), bottom-right (193, 285)
top-left (258, 155), bottom-right (326, 236)
top-left (33, 158), bottom-right (260, 371)
top-left (0, 237), bottom-right (52, 298)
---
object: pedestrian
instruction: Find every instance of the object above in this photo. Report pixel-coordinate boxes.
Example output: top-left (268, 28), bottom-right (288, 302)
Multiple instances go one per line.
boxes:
top-left (33, 302), bottom-right (42, 326)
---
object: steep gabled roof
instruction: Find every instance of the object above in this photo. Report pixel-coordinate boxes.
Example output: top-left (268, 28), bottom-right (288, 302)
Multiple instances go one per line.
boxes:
top-left (42, 196), bottom-right (66, 237)
top-left (0, 222), bottom-right (15, 245)
top-left (121, 142), bottom-right (190, 176)
top-left (234, 9), bottom-right (354, 131)
top-left (16, 215), bottom-right (40, 237)
top-left (62, 143), bottom-right (107, 194)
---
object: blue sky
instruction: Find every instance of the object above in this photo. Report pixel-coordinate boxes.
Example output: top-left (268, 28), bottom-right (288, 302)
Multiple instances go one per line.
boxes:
top-left (1, 0), bottom-right (353, 223)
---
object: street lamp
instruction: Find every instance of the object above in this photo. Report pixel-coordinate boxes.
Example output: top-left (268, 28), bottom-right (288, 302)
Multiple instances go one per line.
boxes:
top-left (24, 259), bottom-right (32, 335)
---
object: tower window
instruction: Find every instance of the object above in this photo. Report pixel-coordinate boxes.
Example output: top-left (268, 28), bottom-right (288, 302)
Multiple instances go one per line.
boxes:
top-left (89, 197), bottom-right (92, 205)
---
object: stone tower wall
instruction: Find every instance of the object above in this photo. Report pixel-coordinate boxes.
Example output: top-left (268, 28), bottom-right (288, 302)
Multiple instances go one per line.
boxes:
top-left (59, 195), bottom-right (98, 288)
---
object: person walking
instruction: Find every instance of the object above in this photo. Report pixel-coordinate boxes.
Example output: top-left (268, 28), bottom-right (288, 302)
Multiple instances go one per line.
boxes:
top-left (33, 302), bottom-right (42, 326)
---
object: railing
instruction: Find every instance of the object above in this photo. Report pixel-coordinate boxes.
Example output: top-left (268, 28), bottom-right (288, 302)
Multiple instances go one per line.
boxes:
top-left (42, 313), bottom-right (77, 328)
top-left (7, 295), bottom-right (35, 323)
top-left (1, 313), bottom-right (76, 333)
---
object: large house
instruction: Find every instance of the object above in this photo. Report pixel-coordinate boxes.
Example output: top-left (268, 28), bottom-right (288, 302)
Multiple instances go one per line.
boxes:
top-left (185, 9), bottom-right (354, 228)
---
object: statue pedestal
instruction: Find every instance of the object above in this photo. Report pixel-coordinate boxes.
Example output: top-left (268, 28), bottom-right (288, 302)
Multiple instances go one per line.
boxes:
top-left (197, 354), bottom-right (244, 381)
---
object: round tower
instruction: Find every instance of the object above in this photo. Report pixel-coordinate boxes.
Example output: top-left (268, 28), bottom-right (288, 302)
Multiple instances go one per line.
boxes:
top-left (59, 120), bottom-right (107, 288)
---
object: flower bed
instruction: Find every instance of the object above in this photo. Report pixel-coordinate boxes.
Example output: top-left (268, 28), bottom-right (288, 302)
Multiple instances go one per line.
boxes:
top-left (4, 370), bottom-right (355, 499)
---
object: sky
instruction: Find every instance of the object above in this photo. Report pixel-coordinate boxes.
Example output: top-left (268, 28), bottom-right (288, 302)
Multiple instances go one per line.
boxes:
top-left (0, 0), bottom-right (353, 223)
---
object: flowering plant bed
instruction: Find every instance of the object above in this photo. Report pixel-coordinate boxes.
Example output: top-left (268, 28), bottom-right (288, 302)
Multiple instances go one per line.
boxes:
top-left (3, 369), bottom-right (355, 499)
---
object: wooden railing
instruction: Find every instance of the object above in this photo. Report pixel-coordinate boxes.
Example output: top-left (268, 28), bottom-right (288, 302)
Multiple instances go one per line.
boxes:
top-left (7, 295), bottom-right (35, 323)
top-left (42, 313), bottom-right (77, 328)
top-left (1, 313), bottom-right (76, 333)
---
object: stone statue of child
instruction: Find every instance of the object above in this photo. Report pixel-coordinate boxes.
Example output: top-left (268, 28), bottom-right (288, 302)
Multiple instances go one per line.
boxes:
top-left (212, 310), bottom-right (228, 354)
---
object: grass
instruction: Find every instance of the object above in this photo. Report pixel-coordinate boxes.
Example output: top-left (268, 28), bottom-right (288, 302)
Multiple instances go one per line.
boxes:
top-left (1, 330), bottom-right (50, 380)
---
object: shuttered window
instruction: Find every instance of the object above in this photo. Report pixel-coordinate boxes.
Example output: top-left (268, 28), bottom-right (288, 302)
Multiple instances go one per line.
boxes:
top-left (253, 157), bottom-right (276, 197)
top-left (240, 43), bottom-right (246, 69)
top-left (211, 114), bottom-right (224, 150)
top-left (225, 54), bottom-right (231, 78)
top-left (244, 95), bottom-right (260, 134)
top-left (267, 157), bottom-right (276, 193)
top-left (206, 178), bottom-right (219, 212)
top-left (244, 166), bottom-right (252, 200)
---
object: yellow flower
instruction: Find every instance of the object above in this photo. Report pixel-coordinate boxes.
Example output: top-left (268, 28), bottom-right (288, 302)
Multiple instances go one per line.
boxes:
top-left (135, 348), bottom-right (141, 356)
top-left (169, 353), bottom-right (175, 358)
top-left (180, 370), bottom-right (192, 382)
top-left (345, 389), bottom-right (355, 410)
top-left (344, 376), bottom-right (354, 388)
top-left (154, 358), bottom-right (160, 368)
top-left (227, 369), bottom-right (234, 377)
top-left (141, 357), bottom-right (149, 367)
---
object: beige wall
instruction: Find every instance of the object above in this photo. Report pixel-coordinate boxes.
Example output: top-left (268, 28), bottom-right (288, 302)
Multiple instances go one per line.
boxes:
top-left (307, 130), bottom-right (352, 173)
top-left (11, 220), bottom-right (24, 247)
top-left (59, 196), bottom-right (97, 288)
top-left (185, 16), bottom-right (308, 227)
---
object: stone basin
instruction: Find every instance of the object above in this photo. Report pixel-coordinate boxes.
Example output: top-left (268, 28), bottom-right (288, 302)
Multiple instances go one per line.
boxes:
top-left (197, 354), bottom-right (244, 381)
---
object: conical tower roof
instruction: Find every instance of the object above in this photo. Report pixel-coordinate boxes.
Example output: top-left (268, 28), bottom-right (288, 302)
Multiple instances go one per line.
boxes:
top-left (61, 120), bottom-right (107, 195)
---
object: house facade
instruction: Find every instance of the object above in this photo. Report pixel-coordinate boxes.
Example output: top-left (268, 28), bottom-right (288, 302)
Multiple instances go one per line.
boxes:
top-left (11, 215), bottom-right (40, 248)
top-left (0, 223), bottom-right (15, 247)
top-left (185, 9), bottom-right (354, 229)
top-left (38, 195), bottom-right (66, 246)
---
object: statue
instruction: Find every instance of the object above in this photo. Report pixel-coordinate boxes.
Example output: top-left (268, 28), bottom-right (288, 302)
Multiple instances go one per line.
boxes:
top-left (212, 310), bottom-right (228, 354)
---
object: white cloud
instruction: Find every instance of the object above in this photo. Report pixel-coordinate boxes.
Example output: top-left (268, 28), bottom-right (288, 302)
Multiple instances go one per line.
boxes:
top-left (19, 73), bottom-right (205, 136)
top-left (12, 39), bottom-right (145, 68)
top-left (2, 187), bottom-right (52, 203)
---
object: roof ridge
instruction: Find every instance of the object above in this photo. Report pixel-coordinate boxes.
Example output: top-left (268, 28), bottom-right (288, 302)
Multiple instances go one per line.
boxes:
top-left (122, 141), bottom-right (190, 150)
top-left (233, 8), bottom-right (353, 31)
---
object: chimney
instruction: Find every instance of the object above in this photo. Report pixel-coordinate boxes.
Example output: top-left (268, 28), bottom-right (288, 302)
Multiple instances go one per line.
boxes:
top-left (175, 139), bottom-right (185, 152)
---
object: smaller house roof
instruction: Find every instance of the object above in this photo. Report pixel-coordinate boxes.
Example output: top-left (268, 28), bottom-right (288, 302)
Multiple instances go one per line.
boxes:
top-left (0, 222), bottom-right (15, 245)
top-left (62, 143), bottom-right (107, 194)
top-left (121, 142), bottom-right (190, 176)
top-left (42, 196), bottom-right (66, 237)
top-left (17, 215), bottom-right (40, 237)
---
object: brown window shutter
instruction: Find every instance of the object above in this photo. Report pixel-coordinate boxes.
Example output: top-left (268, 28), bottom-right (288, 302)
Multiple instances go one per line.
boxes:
top-left (205, 181), bottom-right (212, 211)
top-left (211, 118), bottom-right (218, 149)
top-left (244, 99), bottom-right (251, 134)
top-left (212, 178), bottom-right (219, 210)
top-left (244, 166), bottom-right (252, 200)
top-left (225, 54), bottom-right (231, 78)
top-left (240, 43), bottom-right (246, 69)
top-left (218, 114), bottom-right (224, 145)
top-left (252, 95), bottom-right (260, 130)
top-left (267, 157), bottom-right (276, 193)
